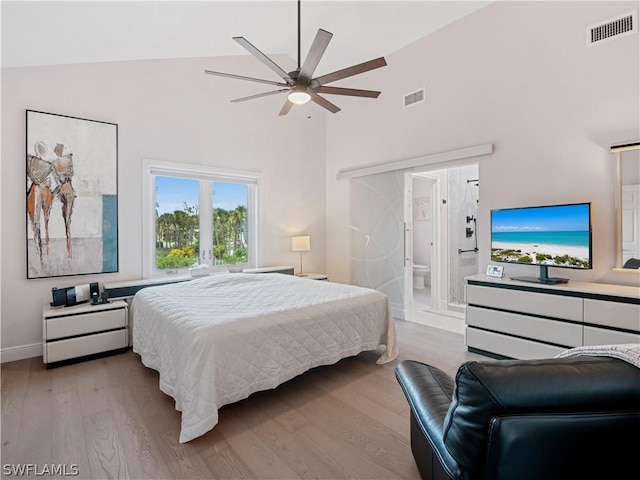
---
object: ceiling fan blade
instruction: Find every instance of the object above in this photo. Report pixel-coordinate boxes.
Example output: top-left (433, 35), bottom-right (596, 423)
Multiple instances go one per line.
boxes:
top-left (310, 92), bottom-right (341, 114)
top-left (314, 86), bottom-right (381, 98)
top-left (314, 57), bottom-right (387, 86)
top-left (233, 37), bottom-right (294, 85)
top-left (279, 99), bottom-right (294, 116)
top-left (299, 29), bottom-right (333, 82)
top-left (205, 70), bottom-right (290, 87)
top-left (231, 89), bottom-right (290, 103)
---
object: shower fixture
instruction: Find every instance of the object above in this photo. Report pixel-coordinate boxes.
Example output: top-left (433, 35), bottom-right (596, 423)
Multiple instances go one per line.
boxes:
top-left (459, 215), bottom-right (479, 254)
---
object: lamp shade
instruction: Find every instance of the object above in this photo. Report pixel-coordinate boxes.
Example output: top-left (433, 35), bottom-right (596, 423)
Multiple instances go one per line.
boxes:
top-left (291, 235), bottom-right (311, 252)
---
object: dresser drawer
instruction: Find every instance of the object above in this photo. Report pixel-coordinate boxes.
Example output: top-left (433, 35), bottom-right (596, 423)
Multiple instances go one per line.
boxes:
top-left (466, 327), bottom-right (567, 360)
top-left (46, 307), bottom-right (127, 340)
top-left (466, 306), bottom-right (582, 347)
top-left (584, 299), bottom-right (640, 332)
top-left (466, 285), bottom-right (583, 321)
top-left (45, 329), bottom-right (128, 363)
top-left (583, 326), bottom-right (640, 346)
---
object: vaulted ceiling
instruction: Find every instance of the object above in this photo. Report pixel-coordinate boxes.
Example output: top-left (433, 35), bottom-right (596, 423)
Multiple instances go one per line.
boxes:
top-left (2, 1), bottom-right (489, 75)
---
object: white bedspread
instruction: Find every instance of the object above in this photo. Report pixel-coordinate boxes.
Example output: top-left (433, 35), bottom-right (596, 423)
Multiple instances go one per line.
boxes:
top-left (132, 273), bottom-right (397, 443)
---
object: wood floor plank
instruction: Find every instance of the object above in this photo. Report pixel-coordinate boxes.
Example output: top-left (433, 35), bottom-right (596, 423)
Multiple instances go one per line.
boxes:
top-left (70, 359), bottom-right (112, 416)
top-left (213, 409), bottom-right (300, 479)
top-left (191, 427), bottom-right (256, 480)
top-left (0, 359), bottom-right (31, 461)
top-left (280, 376), bottom-right (413, 478)
top-left (51, 389), bottom-right (91, 478)
top-left (107, 352), bottom-right (182, 440)
top-left (313, 357), bottom-right (409, 416)
top-left (312, 366), bottom-right (409, 437)
top-left (83, 409), bottom-right (130, 479)
top-left (151, 430), bottom-right (216, 480)
top-left (12, 359), bottom-right (53, 466)
top-left (239, 387), bottom-right (310, 435)
top-left (229, 394), bottom-right (346, 479)
top-left (295, 424), bottom-right (408, 479)
top-left (104, 385), bottom-right (173, 479)
top-left (50, 359), bottom-right (81, 394)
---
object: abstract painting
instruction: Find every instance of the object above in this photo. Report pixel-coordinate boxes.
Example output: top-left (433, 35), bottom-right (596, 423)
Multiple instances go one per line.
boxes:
top-left (26, 110), bottom-right (118, 278)
top-left (414, 196), bottom-right (431, 222)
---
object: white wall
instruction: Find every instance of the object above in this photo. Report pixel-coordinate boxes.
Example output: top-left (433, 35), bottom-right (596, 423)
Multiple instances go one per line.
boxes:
top-left (1, 55), bottom-right (327, 357)
top-left (326, 1), bottom-right (639, 286)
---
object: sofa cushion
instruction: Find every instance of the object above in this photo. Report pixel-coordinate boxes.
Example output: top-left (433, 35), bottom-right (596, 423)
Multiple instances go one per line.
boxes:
top-left (442, 356), bottom-right (640, 471)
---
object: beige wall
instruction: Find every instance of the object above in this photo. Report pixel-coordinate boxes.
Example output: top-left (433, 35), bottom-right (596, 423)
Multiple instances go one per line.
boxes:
top-left (1, 55), bottom-right (327, 357)
top-left (325, 1), bottom-right (639, 286)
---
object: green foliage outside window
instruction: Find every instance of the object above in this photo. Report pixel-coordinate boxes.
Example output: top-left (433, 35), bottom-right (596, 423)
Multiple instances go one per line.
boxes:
top-left (156, 203), bottom-right (248, 269)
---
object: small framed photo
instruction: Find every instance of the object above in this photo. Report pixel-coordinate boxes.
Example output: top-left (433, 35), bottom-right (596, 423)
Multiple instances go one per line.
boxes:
top-left (486, 265), bottom-right (504, 278)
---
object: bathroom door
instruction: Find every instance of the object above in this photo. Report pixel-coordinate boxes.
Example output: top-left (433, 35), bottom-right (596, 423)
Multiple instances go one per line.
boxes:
top-left (349, 171), bottom-right (406, 319)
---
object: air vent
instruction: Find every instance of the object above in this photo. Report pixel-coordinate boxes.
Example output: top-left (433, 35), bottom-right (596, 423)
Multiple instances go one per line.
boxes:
top-left (403, 87), bottom-right (425, 108)
top-left (587, 10), bottom-right (637, 46)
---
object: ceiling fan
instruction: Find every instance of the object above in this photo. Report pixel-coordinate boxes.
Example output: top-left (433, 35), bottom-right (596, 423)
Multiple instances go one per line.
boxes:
top-left (204, 0), bottom-right (387, 115)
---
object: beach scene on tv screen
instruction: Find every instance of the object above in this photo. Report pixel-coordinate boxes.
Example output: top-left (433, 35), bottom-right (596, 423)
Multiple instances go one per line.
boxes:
top-left (491, 204), bottom-right (590, 268)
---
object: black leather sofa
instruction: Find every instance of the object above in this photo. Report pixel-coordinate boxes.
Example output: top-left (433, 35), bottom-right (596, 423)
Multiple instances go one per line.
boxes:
top-left (395, 356), bottom-right (640, 480)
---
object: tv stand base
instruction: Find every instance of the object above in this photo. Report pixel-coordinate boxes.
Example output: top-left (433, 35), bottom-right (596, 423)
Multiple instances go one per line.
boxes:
top-left (512, 276), bottom-right (569, 285)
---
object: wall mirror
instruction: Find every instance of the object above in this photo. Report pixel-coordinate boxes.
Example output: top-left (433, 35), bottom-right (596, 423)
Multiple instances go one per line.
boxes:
top-left (612, 141), bottom-right (640, 270)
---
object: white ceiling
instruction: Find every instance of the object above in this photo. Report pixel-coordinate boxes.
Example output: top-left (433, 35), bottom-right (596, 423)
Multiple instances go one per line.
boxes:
top-left (1, 1), bottom-right (489, 75)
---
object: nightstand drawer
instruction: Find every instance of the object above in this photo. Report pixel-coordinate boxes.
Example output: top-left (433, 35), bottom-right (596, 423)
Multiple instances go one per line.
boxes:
top-left (46, 307), bottom-right (127, 340)
top-left (45, 329), bottom-right (128, 363)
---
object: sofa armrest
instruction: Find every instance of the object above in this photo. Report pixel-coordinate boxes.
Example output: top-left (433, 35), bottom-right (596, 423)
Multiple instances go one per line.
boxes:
top-left (395, 360), bottom-right (461, 479)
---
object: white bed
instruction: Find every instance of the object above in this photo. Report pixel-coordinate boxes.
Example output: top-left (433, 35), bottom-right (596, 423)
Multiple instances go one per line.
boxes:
top-left (131, 273), bottom-right (397, 443)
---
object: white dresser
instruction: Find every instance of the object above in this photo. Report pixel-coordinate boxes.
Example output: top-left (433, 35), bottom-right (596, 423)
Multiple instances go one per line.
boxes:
top-left (465, 275), bottom-right (640, 359)
top-left (42, 300), bottom-right (129, 366)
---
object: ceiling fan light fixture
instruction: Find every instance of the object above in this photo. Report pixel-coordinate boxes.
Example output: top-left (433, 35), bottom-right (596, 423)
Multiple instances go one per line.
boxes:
top-left (288, 89), bottom-right (311, 105)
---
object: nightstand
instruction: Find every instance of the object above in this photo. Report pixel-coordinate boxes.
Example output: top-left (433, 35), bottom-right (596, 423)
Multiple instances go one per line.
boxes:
top-left (42, 300), bottom-right (128, 366)
top-left (299, 273), bottom-right (329, 281)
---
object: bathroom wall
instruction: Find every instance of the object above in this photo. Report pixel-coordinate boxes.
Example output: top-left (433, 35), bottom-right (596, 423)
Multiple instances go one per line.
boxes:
top-left (448, 164), bottom-right (479, 304)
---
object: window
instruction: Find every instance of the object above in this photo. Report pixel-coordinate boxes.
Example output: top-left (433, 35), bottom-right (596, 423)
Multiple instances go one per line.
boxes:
top-left (155, 176), bottom-right (200, 269)
top-left (142, 159), bottom-right (259, 277)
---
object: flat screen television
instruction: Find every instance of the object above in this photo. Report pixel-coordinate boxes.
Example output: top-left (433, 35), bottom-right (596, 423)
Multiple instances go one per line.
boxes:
top-left (490, 202), bottom-right (592, 284)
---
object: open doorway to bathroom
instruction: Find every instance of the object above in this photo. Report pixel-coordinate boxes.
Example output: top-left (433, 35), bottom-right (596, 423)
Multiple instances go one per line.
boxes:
top-left (409, 164), bottom-right (479, 332)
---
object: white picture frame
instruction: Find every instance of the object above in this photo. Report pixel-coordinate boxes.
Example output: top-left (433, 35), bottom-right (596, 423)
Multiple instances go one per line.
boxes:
top-left (486, 265), bottom-right (504, 278)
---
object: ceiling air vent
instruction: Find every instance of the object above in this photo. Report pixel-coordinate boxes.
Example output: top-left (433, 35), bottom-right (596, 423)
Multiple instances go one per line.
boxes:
top-left (403, 87), bottom-right (425, 108)
top-left (587, 10), bottom-right (637, 46)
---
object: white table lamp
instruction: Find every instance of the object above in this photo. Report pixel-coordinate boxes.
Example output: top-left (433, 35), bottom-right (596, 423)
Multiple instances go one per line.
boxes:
top-left (291, 235), bottom-right (311, 276)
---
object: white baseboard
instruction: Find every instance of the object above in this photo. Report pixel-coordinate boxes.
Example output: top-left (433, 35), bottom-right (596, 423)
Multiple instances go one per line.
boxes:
top-left (1, 342), bottom-right (42, 363)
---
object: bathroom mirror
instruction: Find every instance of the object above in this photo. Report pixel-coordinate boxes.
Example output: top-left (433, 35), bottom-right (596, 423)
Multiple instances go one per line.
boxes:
top-left (612, 141), bottom-right (640, 271)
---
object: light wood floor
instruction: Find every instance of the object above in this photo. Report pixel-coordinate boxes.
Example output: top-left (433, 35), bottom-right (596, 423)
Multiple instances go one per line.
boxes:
top-left (1, 320), bottom-right (485, 479)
